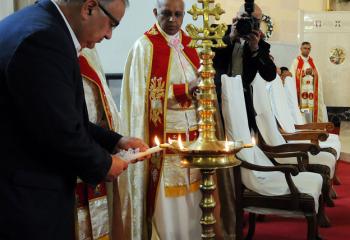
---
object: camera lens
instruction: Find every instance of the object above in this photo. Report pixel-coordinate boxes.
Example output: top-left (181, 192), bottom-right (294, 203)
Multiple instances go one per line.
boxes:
top-left (236, 18), bottom-right (253, 36)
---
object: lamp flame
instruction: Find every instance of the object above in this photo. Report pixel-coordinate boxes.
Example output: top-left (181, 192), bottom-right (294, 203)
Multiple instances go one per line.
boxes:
top-left (225, 137), bottom-right (230, 152)
top-left (155, 136), bottom-right (160, 146)
top-left (178, 134), bottom-right (184, 150)
top-left (252, 137), bottom-right (256, 146)
top-left (168, 138), bottom-right (174, 144)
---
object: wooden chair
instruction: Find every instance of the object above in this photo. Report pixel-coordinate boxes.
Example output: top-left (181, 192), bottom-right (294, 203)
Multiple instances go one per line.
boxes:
top-left (252, 74), bottom-right (338, 204)
top-left (234, 156), bottom-right (325, 240)
top-left (221, 74), bottom-right (327, 240)
top-left (283, 75), bottom-right (341, 185)
top-left (269, 75), bottom-right (340, 158)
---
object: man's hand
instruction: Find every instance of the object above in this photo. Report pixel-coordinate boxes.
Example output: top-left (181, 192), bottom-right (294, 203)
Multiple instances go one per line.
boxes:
top-left (115, 136), bottom-right (150, 162)
top-left (305, 68), bottom-right (313, 76)
top-left (106, 155), bottom-right (129, 181)
top-left (116, 136), bottom-right (149, 151)
top-left (189, 77), bottom-right (201, 94)
top-left (229, 17), bottom-right (239, 41)
top-left (244, 29), bottom-right (261, 52)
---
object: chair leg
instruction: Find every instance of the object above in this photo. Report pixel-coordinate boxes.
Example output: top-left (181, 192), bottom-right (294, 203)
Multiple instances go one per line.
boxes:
top-left (330, 186), bottom-right (338, 199)
top-left (306, 214), bottom-right (318, 240)
top-left (334, 174), bottom-right (341, 185)
top-left (322, 175), bottom-right (335, 207)
top-left (317, 196), bottom-right (331, 228)
top-left (333, 161), bottom-right (341, 185)
top-left (245, 213), bottom-right (256, 240)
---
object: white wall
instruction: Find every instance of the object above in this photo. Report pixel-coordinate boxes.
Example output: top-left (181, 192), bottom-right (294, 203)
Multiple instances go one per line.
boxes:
top-left (96, 0), bottom-right (201, 73)
top-left (0, 1), bottom-right (14, 20)
top-left (216, 0), bottom-right (325, 44)
top-left (270, 42), bottom-right (299, 69)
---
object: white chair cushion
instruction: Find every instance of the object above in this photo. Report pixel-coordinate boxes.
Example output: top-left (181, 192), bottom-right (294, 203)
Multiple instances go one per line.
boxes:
top-left (245, 171), bottom-right (322, 215)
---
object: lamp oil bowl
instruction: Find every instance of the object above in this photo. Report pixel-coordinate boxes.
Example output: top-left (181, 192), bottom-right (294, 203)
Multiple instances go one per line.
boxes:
top-left (167, 140), bottom-right (244, 169)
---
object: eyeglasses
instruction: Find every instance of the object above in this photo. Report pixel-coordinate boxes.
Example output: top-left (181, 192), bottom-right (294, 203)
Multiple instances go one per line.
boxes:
top-left (97, 1), bottom-right (119, 30)
top-left (159, 10), bottom-right (185, 20)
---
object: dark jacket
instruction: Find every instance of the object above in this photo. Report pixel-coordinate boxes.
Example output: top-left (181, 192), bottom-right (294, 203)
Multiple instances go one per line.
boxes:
top-left (213, 25), bottom-right (276, 131)
top-left (0, 1), bottom-right (122, 239)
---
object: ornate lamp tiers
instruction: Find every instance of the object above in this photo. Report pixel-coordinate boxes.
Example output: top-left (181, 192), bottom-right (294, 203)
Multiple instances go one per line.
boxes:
top-left (165, 0), bottom-right (251, 239)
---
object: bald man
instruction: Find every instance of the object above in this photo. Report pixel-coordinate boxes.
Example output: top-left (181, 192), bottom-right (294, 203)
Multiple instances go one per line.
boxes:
top-left (120, 0), bottom-right (203, 239)
top-left (213, 3), bottom-right (276, 132)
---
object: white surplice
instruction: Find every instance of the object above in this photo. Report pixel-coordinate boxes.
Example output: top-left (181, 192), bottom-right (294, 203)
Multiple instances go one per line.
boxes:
top-left (120, 24), bottom-right (201, 240)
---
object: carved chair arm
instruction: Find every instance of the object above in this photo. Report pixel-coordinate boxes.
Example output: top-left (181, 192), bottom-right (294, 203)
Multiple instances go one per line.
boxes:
top-left (259, 140), bottom-right (321, 156)
top-left (295, 122), bottom-right (335, 131)
top-left (281, 131), bottom-right (329, 145)
top-left (264, 151), bottom-right (308, 171)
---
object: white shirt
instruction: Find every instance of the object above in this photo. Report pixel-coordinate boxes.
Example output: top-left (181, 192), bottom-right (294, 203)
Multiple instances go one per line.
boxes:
top-left (50, 0), bottom-right (81, 55)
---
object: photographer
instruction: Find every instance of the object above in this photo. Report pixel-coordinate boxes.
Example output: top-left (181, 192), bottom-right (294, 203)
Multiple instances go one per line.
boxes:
top-left (213, 1), bottom-right (276, 131)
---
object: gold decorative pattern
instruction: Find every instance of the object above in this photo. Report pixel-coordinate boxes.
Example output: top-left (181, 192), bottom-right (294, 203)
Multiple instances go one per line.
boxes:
top-left (148, 27), bottom-right (158, 35)
top-left (329, 47), bottom-right (346, 65)
top-left (149, 77), bottom-right (165, 126)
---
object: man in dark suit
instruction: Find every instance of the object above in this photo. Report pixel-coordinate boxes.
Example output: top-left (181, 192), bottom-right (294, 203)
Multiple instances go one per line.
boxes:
top-left (213, 5), bottom-right (276, 238)
top-left (213, 3), bottom-right (276, 131)
top-left (0, 0), bottom-right (148, 239)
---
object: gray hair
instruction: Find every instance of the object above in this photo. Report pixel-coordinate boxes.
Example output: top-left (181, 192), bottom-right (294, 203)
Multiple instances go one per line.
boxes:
top-left (155, 0), bottom-right (185, 9)
top-left (56, 0), bottom-right (129, 7)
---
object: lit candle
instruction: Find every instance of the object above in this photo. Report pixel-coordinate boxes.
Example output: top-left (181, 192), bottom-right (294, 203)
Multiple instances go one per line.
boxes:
top-left (178, 134), bottom-right (184, 150)
top-left (126, 146), bottom-right (162, 161)
top-left (252, 137), bottom-right (256, 145)
top-left (122, 136), bottom-right (169, 161)
top-left (224, 137), bottom-right (230, 152)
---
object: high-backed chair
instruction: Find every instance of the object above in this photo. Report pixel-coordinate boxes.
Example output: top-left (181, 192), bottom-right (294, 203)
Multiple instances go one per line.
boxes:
top-left (284, 76), bottom-right (306, 125)
top-left (252, 74), bottom-right (337, 204)
top-left (283, 76), bottom-right (342, 185)
top-left (221, 74), bottom-right (325, 240)
top-left (269, 76), bottom-right (341, 160)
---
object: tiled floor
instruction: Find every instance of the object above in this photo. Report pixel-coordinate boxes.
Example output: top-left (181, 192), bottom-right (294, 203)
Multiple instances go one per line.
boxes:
top-left (340, 121), bottom-right (350, 162)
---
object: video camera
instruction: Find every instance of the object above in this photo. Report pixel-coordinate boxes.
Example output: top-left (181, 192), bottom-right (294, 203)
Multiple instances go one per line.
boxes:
top-left (236, 0), bottom-right (260, 37)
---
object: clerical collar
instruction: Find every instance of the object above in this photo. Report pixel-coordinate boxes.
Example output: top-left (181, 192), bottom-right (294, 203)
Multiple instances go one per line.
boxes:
top-left (301, 55), bottom-right (310, 61)
top-left (51, 0), bottom-right (81, 56)
top-left (156, 22), bottom-right (180, 43)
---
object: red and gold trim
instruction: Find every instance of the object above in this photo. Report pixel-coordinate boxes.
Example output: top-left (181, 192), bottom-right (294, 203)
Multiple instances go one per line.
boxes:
top-left (145, 24), bottom-right (171, 222)
top-left (173, 83), bottom-right (192, 108)
top-left (77, 55), bottom-right (111, 240)
top-left (308, 57), bottom-right (319, 122)
top-left (79, 55), bottom-right (115, 132)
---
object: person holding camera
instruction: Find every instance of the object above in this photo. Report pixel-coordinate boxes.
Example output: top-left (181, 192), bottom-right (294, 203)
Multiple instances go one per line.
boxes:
top-left (213, 1), bottom-right (277, 131)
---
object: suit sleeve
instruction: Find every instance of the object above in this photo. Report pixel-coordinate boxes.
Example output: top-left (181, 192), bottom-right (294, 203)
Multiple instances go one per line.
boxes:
top-left (88, 121), bottom-right (123, 153)
top-left (6, 31), bottom-right (112, 185)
